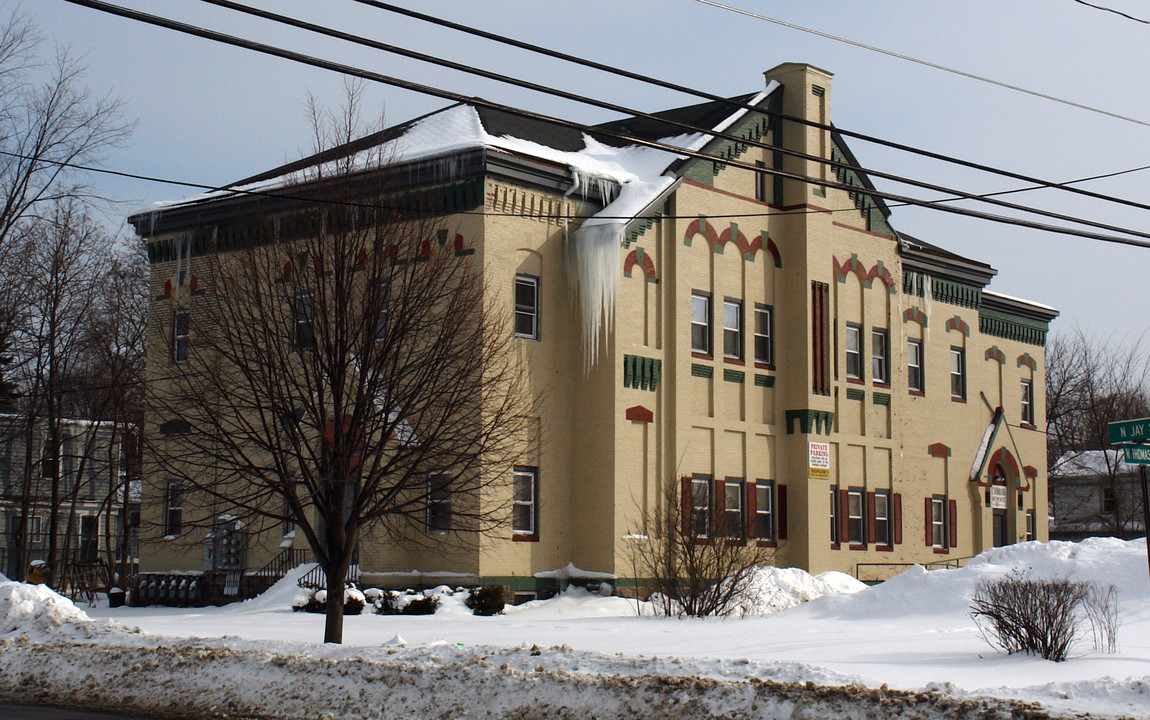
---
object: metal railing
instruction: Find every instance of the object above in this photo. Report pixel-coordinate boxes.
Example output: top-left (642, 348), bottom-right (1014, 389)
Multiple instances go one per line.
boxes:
top-left (246, 547), bottom-right (311, 595)
top-left (298, 563), bottom-right (360, 590)
top-left (855, 555), bottom-right (975, 583)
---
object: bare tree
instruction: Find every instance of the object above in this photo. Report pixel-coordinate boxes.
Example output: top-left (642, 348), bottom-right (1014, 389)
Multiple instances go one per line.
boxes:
top-left (1046, 328), bottom-right (1150, 537)
top-left (0, 10), bottom-right (131, 403)
top-left (628, 479), bottom-right (774, 617)
top-left (147, 87), bottom-right (533, 643)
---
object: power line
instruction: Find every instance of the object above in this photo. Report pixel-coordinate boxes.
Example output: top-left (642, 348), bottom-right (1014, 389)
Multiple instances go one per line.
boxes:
top-left (181, 0), bottom-right (1150, 242)
top-left (1071, 0), bottom-right (1150, 24)
top-left (58, 0), bottom-right (1150, 250)
top-left (694, 0), bottom-right (1150, 128)
top-left (8, 145), bottom-right (1149, 226)
top-left (349, 0), bottom-right (1150, 216)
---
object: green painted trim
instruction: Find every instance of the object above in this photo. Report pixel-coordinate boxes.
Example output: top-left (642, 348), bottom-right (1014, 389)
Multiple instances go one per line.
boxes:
top-left (624, 355), bottom-right (661, 391)
top-left (845, 388), bottom-right (865, 401)
top-left (723, 369), bottom-right (745, 384)
top-left (931, 278), bottom-right (982, 309)
top-left (784, 409), bottom-right (834, 436)
top-left (691, 363), bottom-right (713, 379)
top-left (754, 374), bottom-right (775, 388)
top-left (979, 309), bottom-right (1049, 346)
top-left (873, 392), bottom-right (891, 406)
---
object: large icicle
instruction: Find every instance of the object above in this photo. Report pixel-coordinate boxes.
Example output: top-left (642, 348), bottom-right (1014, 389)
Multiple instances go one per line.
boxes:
top-left (567, 218), bottom-right (625, 368)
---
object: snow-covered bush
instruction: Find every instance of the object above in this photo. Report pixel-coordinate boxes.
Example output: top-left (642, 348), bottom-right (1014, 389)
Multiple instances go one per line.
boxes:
top-left (465, 585), bottom-right (505, 616)
top-left (402, 595), bottom-right (439, 615)
top-left (292, 586), bottom-right (366, 615)
top-left (969, 571), bottom-right (1119, 661)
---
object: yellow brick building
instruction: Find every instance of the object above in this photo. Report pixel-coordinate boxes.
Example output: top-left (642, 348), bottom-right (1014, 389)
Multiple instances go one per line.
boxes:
top-left (131, 63), bottom-right (1055, 598)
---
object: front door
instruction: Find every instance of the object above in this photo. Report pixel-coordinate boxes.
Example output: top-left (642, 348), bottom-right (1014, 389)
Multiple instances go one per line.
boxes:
top-left (992, 509), bottom-right (1008, 547)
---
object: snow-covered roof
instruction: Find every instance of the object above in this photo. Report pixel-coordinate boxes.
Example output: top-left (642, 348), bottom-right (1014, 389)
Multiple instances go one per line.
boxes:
top-left (1052, 449), bottom-right (1135, 477)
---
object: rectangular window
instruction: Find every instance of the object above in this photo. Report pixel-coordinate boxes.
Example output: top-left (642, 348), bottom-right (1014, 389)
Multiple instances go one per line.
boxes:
top-left (931, 496), bottom-right (946, 548)
top-left (950, 347), bottom-right (966, 400)
top-left (754, 304), bottom-right (773, 366)
top-left (294, 292), bottom-right (315, 349)
top-left (373, 281), bottom-right (389, 344)
top-left (1101, 486), bottom-right (1116, 513)
top-left (871, 329), bottom-right (889, 384)
top-left (691, 291), bottom-right (712, 355)
top-left (1021, 378), bottom-right (1034, 425)
top-left (845, 324), bottom-right (863, 379)
top-left (514, 275), bottom-right (539, 340)
top-left (512, 466), bottom-right (538, 536)
top-left (426, 472), bottom-right (451, 534)
top-left (874, 491), bottom-right (892, 547)
top-left (829, 485), bottom-right (839, 544)
top-left (690, 474), bottom-right (711, 538)
top-left (165, 480), bottom-right (183, 537)
top-left (724, 477), bottom-right (745, 539)
top-left (723, 299), bottom-right (743, 360)
top-left (173, 309), bottom-right (190, 363)
top-left (847, 488), bottom-right (865, 545)
top-left (40, 439), bottom-right (58, 481)
top-left (1025, 510), bottom-right (1036, 542)
top-left (907, 338), bottom-right (924, 393)
top-left (754, 160), bottom-right (768, 202)
top-left (756, 480), bottom-right (775, 541)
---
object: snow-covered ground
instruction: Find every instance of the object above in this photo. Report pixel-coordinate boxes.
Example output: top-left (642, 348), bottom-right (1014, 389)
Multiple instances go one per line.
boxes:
top-left (1, 538), bottom-right (1148, 719)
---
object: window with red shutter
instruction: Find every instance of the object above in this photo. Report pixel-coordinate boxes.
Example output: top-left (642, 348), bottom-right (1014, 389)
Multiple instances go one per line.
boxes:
top-left (746, 481), bottom-right (758, 539)
top-left (777, 484), bottom-right (788, 540)
top-left (948, 499), bottom-right (958, 548)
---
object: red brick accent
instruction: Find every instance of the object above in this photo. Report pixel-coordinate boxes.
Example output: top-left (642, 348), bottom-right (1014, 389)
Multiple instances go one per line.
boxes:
top-left (927, 442), bottom-right (951, 458)
top-left (625, 405), bottom-right (653, 424)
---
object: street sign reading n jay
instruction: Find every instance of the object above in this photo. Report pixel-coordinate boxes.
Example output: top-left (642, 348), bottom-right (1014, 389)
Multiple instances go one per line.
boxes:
top-left (1108, 417), bottom-right (1150, 445)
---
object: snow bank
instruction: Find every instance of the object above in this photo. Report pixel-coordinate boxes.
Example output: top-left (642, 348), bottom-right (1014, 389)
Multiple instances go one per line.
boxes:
top-left (227, 563), bottom-right (316, 613)
top-left (0, 580), bottom-right (128, 638)
top-left (732, 566), bottom-right (866, 616)
top-left (505, 586), bottom-right (638, 620)
top-left (811, 537), bottom-right (1150, 620)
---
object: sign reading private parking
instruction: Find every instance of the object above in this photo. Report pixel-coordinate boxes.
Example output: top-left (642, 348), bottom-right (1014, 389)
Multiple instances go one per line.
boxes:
top-left (809, 441), bottom-right (830, 479)
top-left (1108, 417), bottom-right (1150, 445)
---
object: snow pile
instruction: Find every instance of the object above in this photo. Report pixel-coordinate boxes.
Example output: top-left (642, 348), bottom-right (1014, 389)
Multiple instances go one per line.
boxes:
top-left (731, 566), bottom-right (866, 616)
top-left (815, 537), bottom-right (1150, 620)
top-left (228, 563), bottom-right (315, 613)
top-left (0, 579), bottom-right (127, 638)
top-left (505, 586), bottom-right (637, 620)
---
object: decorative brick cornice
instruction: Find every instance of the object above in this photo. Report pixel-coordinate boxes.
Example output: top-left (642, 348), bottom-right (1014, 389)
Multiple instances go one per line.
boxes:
top-left (945, 315), bottom-right (970, 337)
top-left (833, 254), bottom-right (895, 292)
top-left (684, 217), bottom-right (781, 265)
top-left (622, 247), bottom-right (658, 282)
top-left (903, 308), bottom-right (928, 327)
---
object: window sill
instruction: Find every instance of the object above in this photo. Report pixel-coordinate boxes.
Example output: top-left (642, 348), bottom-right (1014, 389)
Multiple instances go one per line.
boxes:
top-left (908, 390), bottom-right (925, 397)
top-left (830, 543), bottom-right (841, 550)
top-left (951, 397), bottom-right (966, 404)
top-left (1020, 422), bottom-right (1037, 430)
top-left (848, 544), bottom-right (868, 551)
top-left (933, 547), bottom-right (950, 554)
top-left (512, 534), bottom-right (539, 543)
top-left (876, 545), bottom-right (895, 552)
top-left (723, 358), bottom-right (745, 366)
top-left (756, 540), bottom-right (778, 548)
top-left (846, 377), bottom-right (864, 385)
top-left (754, 362), bottom-right (775, 371)
top-left (873, 382), bottom-right (891, 389)
top-left (691, 352), bottom-right (713, 361)
top-left (514, 335), bottom-right (540, 342)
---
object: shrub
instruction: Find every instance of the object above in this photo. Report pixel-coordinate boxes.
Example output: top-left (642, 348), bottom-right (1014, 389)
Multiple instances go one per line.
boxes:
top-left (401, 595), bottom-right (439, 615)
top-left (466, 586), bottom-right (506, 616)
top-left (292, 587), bottom-right (366, 615)
top-left (969, 571), bottom-right (1119, 662)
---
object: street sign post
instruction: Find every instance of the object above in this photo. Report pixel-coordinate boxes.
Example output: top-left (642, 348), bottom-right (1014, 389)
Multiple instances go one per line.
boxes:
top-left (1107, 419), bottom-right (1150, 582)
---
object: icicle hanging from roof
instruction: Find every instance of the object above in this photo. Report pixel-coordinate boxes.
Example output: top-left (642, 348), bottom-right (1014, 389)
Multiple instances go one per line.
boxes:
top-left (565, 169), bottom-right (623, 369)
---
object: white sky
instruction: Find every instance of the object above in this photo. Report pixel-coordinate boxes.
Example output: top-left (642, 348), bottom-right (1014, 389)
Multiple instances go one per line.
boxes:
top-left (29, 0), bottom-right (1150, 341)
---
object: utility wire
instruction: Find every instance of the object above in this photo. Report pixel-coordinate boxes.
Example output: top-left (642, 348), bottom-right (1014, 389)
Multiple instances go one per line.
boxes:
top-left (58, 0), bottom-right (1150, 249)
top-left (694, 0), bottom-right (1150, 128)
top-left (184, 0), bottom-right (1150, 242)
top-left (350, 0), bottom-right (1150, 216)
top-left (1071, 0), bottom-right (1150, 24)
top-left (7, 146), bottom-right (1148, 225)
